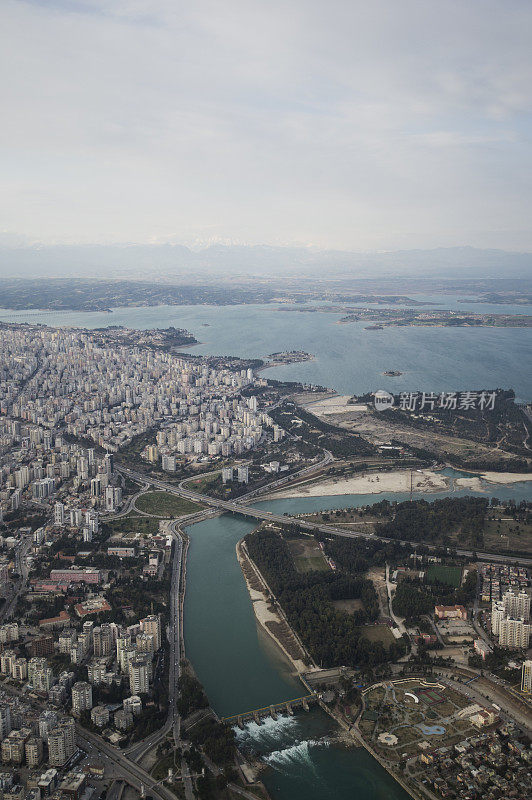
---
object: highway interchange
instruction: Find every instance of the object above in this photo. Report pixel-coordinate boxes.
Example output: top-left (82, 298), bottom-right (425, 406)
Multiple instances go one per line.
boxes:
top-left (118, 464), bottom-right (532, 568)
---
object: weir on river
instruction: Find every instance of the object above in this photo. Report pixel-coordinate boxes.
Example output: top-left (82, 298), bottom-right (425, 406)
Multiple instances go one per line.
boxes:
top-left (222, 694), bottom-right (314, 727)
top-left (183, 512), bottom-right (412, 800)
top-left (183, 474), bottom-right (531, 799)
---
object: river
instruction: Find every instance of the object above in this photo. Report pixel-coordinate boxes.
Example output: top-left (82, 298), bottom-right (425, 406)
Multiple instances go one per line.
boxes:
top-left (184, 511), bottom-right (410, 800)
top-left (184, 473), bottom-right (530, 800)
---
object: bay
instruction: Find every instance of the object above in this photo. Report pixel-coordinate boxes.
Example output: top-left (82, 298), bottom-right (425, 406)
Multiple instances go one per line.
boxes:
top-left (1, 300), bottom-right (531, 399)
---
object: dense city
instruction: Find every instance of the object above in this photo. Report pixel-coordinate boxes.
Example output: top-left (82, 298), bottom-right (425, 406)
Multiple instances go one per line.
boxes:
top-left (0, 321), bottom-right (531, 800)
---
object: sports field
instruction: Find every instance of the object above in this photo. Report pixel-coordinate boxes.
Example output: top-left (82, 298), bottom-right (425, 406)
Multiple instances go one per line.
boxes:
top-left (286, 537), bottom-right (330, 573)
top-left (426, 564), bottom-right (462, 587)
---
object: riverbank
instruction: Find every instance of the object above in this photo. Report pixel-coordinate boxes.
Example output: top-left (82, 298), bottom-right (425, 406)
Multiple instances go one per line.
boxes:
top-left (262, 467), bottom-right (532, 499)
top-left (236, 538), bottom-right (312, 674)
top-left (264, 468), bottom-right (449, 498)
top-left (236, 537), bottom-right (418, 798)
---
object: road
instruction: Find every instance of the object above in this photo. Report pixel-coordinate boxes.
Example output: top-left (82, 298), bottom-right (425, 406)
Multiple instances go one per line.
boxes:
top-left (385, 564), bottom-right (407, 636)
top-left (434, 670), bottom-right (532, 736)
top-left (0, 681), bottom-right (176, 800)
top-left (117, 466), bottom-right (532, 567)
top-left (76, 726), bottom-right (180, 800)
top-left (122, 507), bottom-right (217, 796)
top-left (1, 532), bottom-right (32, 620)
top-left (67, 486), bottom-right (215, 797)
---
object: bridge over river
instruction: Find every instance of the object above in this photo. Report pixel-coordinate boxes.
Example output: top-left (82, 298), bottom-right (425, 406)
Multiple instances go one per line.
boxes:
top-left (118, 466), bottom-right (532, 567)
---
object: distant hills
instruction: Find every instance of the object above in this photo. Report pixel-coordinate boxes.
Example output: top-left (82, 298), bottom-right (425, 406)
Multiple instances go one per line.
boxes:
top-left (0, 243), bottom-right (531, 282)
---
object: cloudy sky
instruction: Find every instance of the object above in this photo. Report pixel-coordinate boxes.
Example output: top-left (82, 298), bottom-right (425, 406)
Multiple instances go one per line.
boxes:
top-left (1, 0), bottom-right (531, 251)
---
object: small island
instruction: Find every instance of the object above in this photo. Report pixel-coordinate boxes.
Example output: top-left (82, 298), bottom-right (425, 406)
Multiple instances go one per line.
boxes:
top-left (266, 350), bottom-right (315, 364)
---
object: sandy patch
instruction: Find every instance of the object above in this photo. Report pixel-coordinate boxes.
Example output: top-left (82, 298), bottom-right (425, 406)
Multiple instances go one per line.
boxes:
top-left (270, 469), bottom-right (449, 498)
top-left (303, 395), bottom-right (361, 415)
top-left (236, 541), bottom-right (309, 673)
top-left (480, 471), bottom-right (532, 485)
top-left (455, 477), bottom-right (485, 491)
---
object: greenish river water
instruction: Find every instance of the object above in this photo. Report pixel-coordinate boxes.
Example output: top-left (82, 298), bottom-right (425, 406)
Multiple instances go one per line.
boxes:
top-left (184, 472), bottom-right (531, 800)
top-left (184, 511), bottom-right (410, 800)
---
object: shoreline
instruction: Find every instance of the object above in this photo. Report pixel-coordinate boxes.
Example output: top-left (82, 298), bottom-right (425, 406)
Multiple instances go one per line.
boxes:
top-left (262, 467), bottom-right (532, 499)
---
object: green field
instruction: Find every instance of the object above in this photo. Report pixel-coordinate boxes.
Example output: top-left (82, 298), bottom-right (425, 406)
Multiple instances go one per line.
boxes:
top-left (426, 564), bottom-right (462, 587)
top-left (359, 624), bottom-right (396, 646)
top-left (106, 512), bottom-right (159, 536)
top-left (286, 538), bottom-right (330, 573)
top-left (483, 516), bottom-right (532, 556)
top-left (135, 491), bottom-right (202, 517)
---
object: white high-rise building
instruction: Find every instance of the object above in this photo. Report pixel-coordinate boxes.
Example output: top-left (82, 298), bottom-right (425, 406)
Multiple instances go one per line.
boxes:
top-left (38, 711), bottom-right (57, 740)
top-left (502, 589), bottom-right (530, 621)
top-left (93, 624), bottom-right (113, 657)
top-left (222, 467), bottom-right (233, 484)
top-left (12, 658), bottom-right (28, 681)
top-left (0, 651), bottom-right (16, 676)
top-left (498, 617), bottom-right (531, 649)
top-left (123, 695), bottom-right (143, 716)
top-left (105, 486), bottom-right (122, 512)
top-left (161, 454), bottom-right (176, 472)
top-left (54, 502), bottom-right (65, 527)
top-left (47, 718), bottom-right (75, 766)
top-left (71, 681), bottom-right (93, 714)
top-left (129, 656), bottom-right (150, 695)
top-left (491, 601), bottom-right (505, 635)
top-left (77, 457), bottom-right (89, 480)
top-left (140, 615), bottom-right (161, 650)
top-left (521, 660), bottom-right (532, 694)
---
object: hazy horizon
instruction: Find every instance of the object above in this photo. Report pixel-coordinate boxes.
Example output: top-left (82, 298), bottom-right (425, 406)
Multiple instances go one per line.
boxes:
top-left (1, 241), bottom-right (532, 281)
top-left (1, 1), bottom-right (532, 252)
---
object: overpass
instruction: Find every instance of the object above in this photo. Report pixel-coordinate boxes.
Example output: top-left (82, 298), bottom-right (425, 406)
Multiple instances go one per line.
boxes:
top-left (117, 466), bottom-right (532, 567)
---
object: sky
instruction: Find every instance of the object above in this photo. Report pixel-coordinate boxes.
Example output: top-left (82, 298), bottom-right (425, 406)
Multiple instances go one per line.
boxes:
top-left (1, 0), bottom-right (532, 252)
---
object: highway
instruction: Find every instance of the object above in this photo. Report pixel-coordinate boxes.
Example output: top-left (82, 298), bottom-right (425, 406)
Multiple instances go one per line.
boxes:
top-left (0, 680), bottom-right (175, 800)
top-left (117, 466), bottom-right (532, 568)
top-left (123, 515), bottom-right (189, 793)
top-left (76, 725), bottom-right (179, 800)
top-left (1, 532), bottom-right (33, 621)
top-left (79, 509), bottom-right (204, 800)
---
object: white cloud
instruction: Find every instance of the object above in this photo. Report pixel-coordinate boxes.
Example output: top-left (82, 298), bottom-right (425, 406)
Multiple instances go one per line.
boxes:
top-left (0, 0), bottom-right (531, 250)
